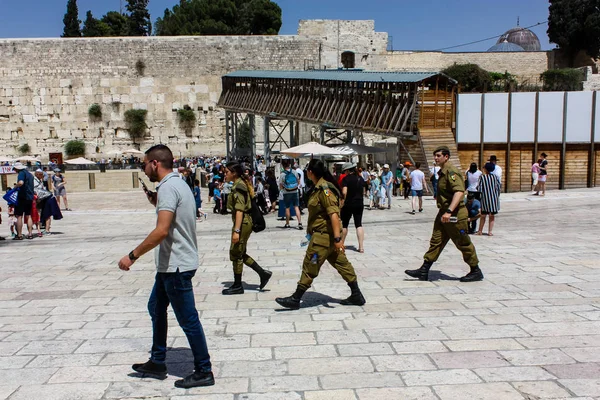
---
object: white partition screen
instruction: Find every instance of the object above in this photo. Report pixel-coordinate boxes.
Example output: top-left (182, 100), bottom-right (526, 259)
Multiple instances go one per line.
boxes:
top-left (510, 92), bottom-right (536, 143)
top-left (537, 92), bottom-right (565, 143)
top-left (456, 94), bottom-right (482, 143)
top-left (483, 93), bottom-right (509, 143)
top-left (566, 92), bottom-right (593, 142)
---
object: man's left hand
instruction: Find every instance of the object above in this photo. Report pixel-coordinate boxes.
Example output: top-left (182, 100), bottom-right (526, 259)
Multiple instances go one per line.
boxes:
top-left (441, 212), bottom-right (451, 223)
top-left (118, 255), bottom-right (134, 271)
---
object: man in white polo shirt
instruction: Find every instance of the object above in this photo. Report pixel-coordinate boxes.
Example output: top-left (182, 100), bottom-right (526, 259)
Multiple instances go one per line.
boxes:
top-left (118, 144), bottom-right (213, 389)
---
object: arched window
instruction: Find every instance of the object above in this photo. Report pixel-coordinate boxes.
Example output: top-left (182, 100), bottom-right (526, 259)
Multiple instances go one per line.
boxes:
top-left (341, 51), bottom-right (355, 69)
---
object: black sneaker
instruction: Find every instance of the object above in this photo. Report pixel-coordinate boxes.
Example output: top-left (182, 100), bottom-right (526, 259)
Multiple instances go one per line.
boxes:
top-left (132, 360), bottom-right (167, 379)
top-left (275, 296), bottom-right (301, 309)
top-left (174, 371), bottom-right (215, 388)
top-left (222, 285), bottom-right (244, 295)
top-left (298, 223), bottom-right (303, 231)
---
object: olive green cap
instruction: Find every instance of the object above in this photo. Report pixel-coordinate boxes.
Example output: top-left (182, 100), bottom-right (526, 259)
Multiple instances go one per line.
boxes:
top-left (433, 145), bottom-right (450, 155)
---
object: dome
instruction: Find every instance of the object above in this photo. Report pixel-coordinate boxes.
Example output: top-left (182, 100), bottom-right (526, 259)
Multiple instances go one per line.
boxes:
top-left (497, 27), bottom-right (541, 51)
top-left (487, 40), bottom-right (525, 52)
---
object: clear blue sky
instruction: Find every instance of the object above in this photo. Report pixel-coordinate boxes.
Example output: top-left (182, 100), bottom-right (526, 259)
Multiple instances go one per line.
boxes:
top-left (0, 0), bottom-right (552, 52)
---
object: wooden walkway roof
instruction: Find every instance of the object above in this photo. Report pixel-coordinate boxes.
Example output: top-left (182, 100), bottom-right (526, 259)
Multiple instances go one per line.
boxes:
top-left (218, 70), bottom-right (457, 136)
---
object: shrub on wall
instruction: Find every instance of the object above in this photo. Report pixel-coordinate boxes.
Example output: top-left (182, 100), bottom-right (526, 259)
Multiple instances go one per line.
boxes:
top-left (64, 140), bottom-right (86, 156)
top-left (88, 103), bottom-right (102, 120)
top-left (124, 109), bottom-right (148, 139)
top-left (177, 108), bottom-right (196, 133)
top-left (541, 68), bottom-right (584, 91)
top-left (17, 143), bottom-right (30, 154)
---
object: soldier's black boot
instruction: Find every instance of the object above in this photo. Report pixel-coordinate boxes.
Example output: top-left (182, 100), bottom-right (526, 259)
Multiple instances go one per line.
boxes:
top-left (275, 286), bottom-right (306, 309)
top-left (249, 262), bottom-right (272, 290)
top-left (460, 266), bottom-right (484, 282)
top-left (222, 273), bottom-right (244, 295)
top-left (340, 281), bottom-right (366, 306)
top-left (405, 261), bottom-right (433, 281)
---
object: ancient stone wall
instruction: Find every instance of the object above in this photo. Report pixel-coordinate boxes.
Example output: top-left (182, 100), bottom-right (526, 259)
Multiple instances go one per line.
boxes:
top-left (0, 35), bottom-right (319, 159)
top-left (382, 50), bottom-right (551, 82)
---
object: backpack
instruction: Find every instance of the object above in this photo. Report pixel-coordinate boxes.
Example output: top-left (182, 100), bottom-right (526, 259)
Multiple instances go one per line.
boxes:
top-left (241, 189), bottom-right (266, 233)
top-left (283, 169), bottom-right (299, 191)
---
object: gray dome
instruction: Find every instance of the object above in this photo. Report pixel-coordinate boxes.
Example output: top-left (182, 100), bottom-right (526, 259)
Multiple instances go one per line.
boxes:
top-left (487, 40), bottom-right (525, 52)
top-left (497, 27), bottom-right (541, 51)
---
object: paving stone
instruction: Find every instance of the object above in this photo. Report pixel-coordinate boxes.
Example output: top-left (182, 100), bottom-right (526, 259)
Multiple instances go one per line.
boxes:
top-left (26, 354), bottom-right (103, 368)
top-left (543, 363), bottom-right (600, 379)
top-left (8, 383), bottom-right (109, 400)
top-left (365, 327), bottom-right (447, 342)
top-left (316, 330), bottom-right (369, 345)
top-left (219, 360), bottom-right (287, 377)
top-left (433, 382), bottom-right (524, 400)
top-left (251, 333), bottom-right (315, 347)
top-left (443, 339), bottom-right (524, 352)
top-left (440, 325), bottom-right (529, 340)
top-left (401, 369), bottom-right (481, 386)
top-left (355, 387), bottom-right (437, 400)
top-left (511, 381), bottom-right (571, 399)
top-left (250, 376), bottom-right (320, 392)
top-left (0, 355), bottom-right (34, 369)
top-left (336, 343), bottom-right (394, 356)
top-left (431, 351), bottom-right (510, 369)
top-left (304, 389), bottom-right (357, 400)
top-left (498, 349), bottom-right (577, 366)
top-left (237, 393), bottom-right (300, 400)
top-left (371, 354), bottom-right (436, 372)
top-left (288, 356), bottom-right (373, 375)
top-left (558, 379), bottom-right (600, 397)
top-left (320, 372), bottom-right (405, 390)
top-left (474, 366), bottom-right (557, 382)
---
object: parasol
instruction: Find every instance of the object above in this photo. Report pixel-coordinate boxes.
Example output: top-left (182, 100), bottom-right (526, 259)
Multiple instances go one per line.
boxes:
top-left (280, 142), bottom-right (347, 158)
top-left (64, 157), bottom-right (96, 165)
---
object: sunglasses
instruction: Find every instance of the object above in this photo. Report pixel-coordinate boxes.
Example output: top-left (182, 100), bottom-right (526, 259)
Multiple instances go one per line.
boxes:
top-left (140, 160), bottom-right (156, 170)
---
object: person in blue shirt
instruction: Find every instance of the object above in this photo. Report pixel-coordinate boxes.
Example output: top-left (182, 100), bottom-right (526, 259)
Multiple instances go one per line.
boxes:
top-left (213, 182), bottom-right (222, 214)
top-left (193, 179), bottom-right (205, 220)
top-left (465, 193), bottom-right (481, 234)
top-left (380, 164), bottom-right (393, 209)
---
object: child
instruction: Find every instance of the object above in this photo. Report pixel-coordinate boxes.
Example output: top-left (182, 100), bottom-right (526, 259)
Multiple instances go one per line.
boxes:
top-left (7, 205), bottom-right (16, 238)
top-left (213, 181), bottom-right (222, 214)
top-left (193, 179), bottom-right (207, 221)
top-left (28, 194), bottom-right (43, 238)
top-left (369, 173), bottom-right (380, 210)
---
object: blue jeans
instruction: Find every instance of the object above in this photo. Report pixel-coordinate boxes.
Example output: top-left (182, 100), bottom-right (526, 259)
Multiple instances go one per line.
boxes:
top-left (148, 269), bottom-right (212, 372)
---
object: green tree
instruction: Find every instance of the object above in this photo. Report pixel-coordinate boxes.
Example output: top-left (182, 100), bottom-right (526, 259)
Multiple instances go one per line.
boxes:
top-left (155, 0), bottom-right (281, 36)
top-left (62, 0), bottom-right (81, 37)
top-left (238, 0), bottom-right (282, 35)
top-left (82, 11), bottom-right (129, 37)
top-left (82, 11), bottom-right (103, 37)
top-left (548, 0), bottom-right (600, 65)
top-left (127, 0), bottom-right (152, 36)
top-left (442, 64), bottom-right (492, 92)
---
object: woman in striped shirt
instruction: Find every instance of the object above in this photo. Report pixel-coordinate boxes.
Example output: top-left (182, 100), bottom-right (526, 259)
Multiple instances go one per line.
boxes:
top-left (476, 163), bottom-right (501, 236)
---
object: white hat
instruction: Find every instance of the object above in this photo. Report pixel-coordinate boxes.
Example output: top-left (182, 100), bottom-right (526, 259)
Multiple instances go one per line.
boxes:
top-left (383, 164), bottom-right (390, 168)
top-left (35, 168), bottom-right (43, 173)
top-left (13, 162), bottom-right (26, 170)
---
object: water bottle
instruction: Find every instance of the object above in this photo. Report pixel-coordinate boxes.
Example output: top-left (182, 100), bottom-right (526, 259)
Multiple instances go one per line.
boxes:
top-left (311, 253), bottom-right (318, 264)
top-left (300, 234), bottom-right (311, 247)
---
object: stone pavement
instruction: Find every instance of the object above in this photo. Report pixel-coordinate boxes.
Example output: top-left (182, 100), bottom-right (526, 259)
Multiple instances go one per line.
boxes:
top-left (1, 188), bottom-right (600, 400)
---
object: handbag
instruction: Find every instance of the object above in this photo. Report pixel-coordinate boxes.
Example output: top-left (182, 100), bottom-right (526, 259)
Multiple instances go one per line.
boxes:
top-left (2, 187), bottom-right (19, 206)
top-left (35, 188), bottom-right (52, 202)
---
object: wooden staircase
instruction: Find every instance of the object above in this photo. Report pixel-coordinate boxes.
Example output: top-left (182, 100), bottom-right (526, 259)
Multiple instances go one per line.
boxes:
top-left (398, 128), bottom-right (462, 191)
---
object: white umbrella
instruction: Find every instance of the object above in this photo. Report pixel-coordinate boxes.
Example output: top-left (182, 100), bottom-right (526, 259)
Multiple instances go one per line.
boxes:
top-left (330, 143), bottom-right (389, 156)
top-left (280, 142), bottom-right (347, 158)
top-left (0, 156), bottom-right (13, 162)
top-left (122, 148), bottom-right (144, 155)
top-left (64, 157), bottom-right (96, 165)
top-left (12, 155), bottom-right (41, 162)
top-left (105, 150), bottom-right (123, 156)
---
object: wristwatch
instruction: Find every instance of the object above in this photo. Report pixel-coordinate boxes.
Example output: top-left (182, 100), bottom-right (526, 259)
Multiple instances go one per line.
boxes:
top-left (333, 237), bottom-right (342, 243)
top-left (233, 229), bottom-right (241, 234)
top-left (446, 208), bottom-right (453, 214)
top-left (128, 251), bottom-right (139, 261)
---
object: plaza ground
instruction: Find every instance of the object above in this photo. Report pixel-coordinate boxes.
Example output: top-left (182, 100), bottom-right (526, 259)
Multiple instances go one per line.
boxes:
top-left (1, 188), bottom-right (600, 400)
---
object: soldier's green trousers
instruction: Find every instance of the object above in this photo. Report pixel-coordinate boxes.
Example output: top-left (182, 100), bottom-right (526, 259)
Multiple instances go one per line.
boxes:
top-left (229, 220), bottom-right (256, 274)
top-left (423, 210), bottom-right (479, 267)
top-left (298, 232), bottom-right (357, 290)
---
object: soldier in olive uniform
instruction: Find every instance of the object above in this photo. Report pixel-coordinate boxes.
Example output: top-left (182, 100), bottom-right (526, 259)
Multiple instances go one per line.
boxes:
top-left (405, 146), bottom-right (484, 282)
top-left (276, 159), bottom-right (366, 309)
top-left (222, 162), bottom-right (272, 295)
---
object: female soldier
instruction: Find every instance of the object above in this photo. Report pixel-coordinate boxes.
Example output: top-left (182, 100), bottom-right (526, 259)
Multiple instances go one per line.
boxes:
top-left (275, 159), bottom-right (366, 309)
top-left (222, 162), bottom-right (272, 295)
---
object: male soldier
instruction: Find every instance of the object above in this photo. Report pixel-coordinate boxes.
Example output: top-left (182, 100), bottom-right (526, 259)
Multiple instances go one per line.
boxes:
top-left (405, 146), bottom-right (483, 282)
